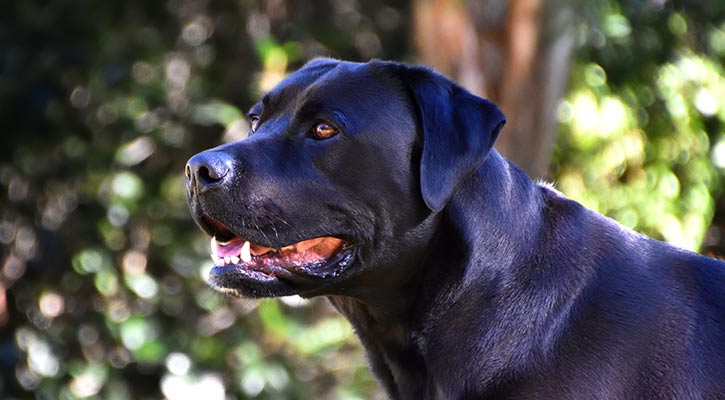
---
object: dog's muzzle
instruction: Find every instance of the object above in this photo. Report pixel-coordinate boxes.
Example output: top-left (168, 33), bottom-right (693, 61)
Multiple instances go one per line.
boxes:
top-left (185, 149), bottom-right (356, 285)
top-left (185, 150), bottom-right (234, 196)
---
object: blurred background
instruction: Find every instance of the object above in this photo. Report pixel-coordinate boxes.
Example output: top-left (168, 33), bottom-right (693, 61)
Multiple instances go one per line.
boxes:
top-left (1, 0), bottom-right (724, 398)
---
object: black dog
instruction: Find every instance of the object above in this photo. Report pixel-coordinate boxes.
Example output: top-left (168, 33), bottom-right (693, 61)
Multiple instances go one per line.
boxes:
top-left (186, 59), bottom-right (725, 399)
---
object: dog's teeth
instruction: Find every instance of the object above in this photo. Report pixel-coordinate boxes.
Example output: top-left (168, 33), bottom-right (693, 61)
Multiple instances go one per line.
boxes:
top-left (241, 241), bottom-right (252, 263)
top-left (224, 256), bottom-right (231, 264)
top-left (213, 257), bottom-right (224, 266)
top-left (231, 255), bottom-right (240, 264)
top-left (210, 237), bottom-right (218, 257)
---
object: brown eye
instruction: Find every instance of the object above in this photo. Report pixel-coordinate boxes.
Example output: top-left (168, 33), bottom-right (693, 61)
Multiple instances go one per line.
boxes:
top-left (312, 121), bottom-right (338, 140)
top-left (250, 115), bottom-right (260, 133)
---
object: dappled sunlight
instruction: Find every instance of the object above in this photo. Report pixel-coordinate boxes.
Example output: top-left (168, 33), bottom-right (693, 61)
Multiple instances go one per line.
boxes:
top-left (555, 18), bottom-right (725, 251)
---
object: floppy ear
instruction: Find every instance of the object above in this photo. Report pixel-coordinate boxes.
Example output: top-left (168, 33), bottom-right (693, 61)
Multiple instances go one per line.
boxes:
top-left (397, 65), bottom-right (507, 212)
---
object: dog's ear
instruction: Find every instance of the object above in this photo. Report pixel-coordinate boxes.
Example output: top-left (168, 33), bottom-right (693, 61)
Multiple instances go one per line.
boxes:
top-left (390, 64), bottom-right (507, 212)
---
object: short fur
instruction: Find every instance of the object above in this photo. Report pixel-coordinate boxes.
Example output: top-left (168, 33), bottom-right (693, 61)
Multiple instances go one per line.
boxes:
top-left (186, 59), bottom-right (725, 399)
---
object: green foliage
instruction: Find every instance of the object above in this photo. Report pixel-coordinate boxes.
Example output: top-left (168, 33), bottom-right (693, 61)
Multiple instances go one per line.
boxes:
top-left (554, 2), bottom-right (725, 250)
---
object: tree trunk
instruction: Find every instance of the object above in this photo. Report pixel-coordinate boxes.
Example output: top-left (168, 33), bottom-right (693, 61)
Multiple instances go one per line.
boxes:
top-left (413, 0), bottom-right (577, 179)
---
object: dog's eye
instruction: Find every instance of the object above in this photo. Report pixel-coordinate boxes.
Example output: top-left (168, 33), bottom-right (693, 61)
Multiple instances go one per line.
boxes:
top-left (249, 115), bottom-right (260, 133)
top-left (312, 121), bottom-right (338, 140)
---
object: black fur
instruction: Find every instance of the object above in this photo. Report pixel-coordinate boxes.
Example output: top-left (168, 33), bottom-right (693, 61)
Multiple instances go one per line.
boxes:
top-left (186, 59), bottom-right (725, 399)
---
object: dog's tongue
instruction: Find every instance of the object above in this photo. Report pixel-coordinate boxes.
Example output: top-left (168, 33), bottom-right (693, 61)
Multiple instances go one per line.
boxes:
top-left (214, 237), bottom-right (245, 258)
top-left (213, 237), bottom-right (272, 259)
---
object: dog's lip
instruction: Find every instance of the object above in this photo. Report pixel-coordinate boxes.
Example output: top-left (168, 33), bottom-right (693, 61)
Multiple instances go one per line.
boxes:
top-left (198, 214), bottom-right (238, 243)
top-left (209, 239), bottom-right (355, 281)
top-left (199, 214), bottom-right (355, 280)
top-left (211, 235), bottom-right (346, 266)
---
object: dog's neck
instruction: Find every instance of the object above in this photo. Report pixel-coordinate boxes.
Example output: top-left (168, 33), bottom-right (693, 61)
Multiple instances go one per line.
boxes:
top-left (330, 151), bottom-right (598, 398)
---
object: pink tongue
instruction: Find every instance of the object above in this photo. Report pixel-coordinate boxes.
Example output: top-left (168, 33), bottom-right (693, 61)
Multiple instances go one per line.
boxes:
top-left (216, 237), bottom-right (245, 258)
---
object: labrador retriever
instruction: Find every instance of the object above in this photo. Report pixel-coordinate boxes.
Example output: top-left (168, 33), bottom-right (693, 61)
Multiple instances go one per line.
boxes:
top-left (185, 58), bottom-right (725, 399)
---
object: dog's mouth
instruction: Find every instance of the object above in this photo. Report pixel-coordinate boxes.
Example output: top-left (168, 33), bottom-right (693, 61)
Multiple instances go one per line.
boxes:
top-left (201, 215), bottom-right (354, 280)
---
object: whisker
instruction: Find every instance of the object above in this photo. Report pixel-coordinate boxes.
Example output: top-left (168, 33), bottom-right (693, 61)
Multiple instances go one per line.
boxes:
top-left (252, 220), bottom-right (272, 245)
top-left (270, 223), bottom-right (279, 241)
top-left (274, 215), bottom-right (305, 241)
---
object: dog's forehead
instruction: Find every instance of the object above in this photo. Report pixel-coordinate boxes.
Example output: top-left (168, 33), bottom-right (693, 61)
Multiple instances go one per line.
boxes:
top-left (267, 60), bottom-right (396, 106)
top-left (269, 59), bottom-right (343, 96)
top-left (281, 60), bottom-right (366, 89)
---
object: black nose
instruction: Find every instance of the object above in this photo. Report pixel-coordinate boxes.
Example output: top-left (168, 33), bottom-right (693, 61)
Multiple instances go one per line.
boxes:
top-left (185, 151), bottom-right (232, 193)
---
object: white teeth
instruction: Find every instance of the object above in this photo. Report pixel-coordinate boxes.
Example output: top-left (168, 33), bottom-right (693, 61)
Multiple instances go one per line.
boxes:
top-left (211, 238), bottom-right (224, 265)
top-left (211, 237), bottom-right (253, 265)
top-left (241, 241), bottom-right (252, 263)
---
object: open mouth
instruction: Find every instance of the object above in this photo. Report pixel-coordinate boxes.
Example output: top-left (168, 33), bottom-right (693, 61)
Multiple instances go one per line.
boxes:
top-left (202, 215), bottom-right (354, 279)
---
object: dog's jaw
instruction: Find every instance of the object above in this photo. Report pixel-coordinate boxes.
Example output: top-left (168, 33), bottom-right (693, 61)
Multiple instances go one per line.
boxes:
top-left (208, 235), bottom-right (355, 280)
top-left (187, 209), bottom-right (358, 291)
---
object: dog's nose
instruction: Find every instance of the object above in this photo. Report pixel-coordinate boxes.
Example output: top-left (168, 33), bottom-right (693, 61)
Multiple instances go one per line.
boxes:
top-left (185, 151), bottom-right (232, 193)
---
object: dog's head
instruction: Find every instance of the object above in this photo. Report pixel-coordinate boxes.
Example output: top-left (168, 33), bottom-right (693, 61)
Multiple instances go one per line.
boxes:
top-left (185, 59), bottom-right (505, 298)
